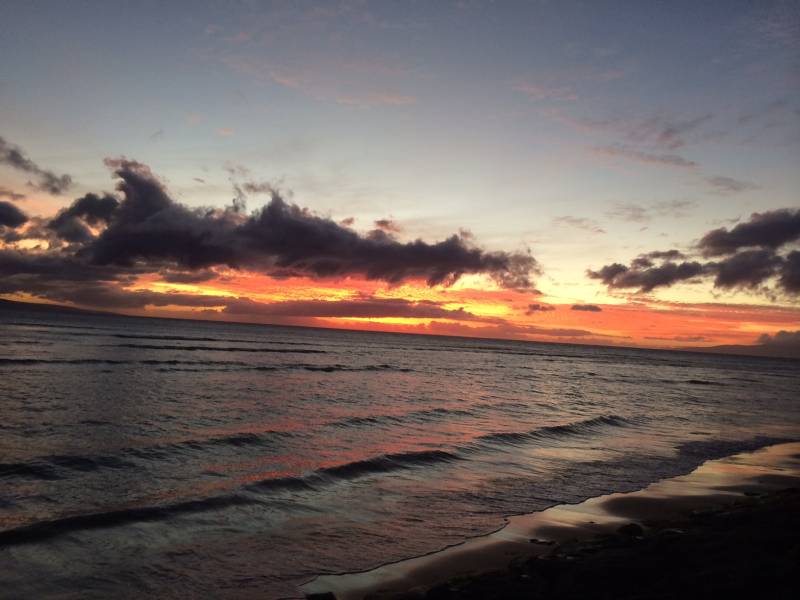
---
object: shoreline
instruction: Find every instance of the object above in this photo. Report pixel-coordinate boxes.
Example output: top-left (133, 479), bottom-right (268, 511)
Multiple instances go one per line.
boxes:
top-left (302, 441), bottom-right (800, 599)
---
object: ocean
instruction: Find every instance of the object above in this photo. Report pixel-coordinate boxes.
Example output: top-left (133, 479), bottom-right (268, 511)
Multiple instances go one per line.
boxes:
top-left (1, 305), bottom-right (798, 599)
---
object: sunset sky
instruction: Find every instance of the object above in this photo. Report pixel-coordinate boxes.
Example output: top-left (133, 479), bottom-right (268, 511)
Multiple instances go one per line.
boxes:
top-left (1, 0), bottom-right (798, 349)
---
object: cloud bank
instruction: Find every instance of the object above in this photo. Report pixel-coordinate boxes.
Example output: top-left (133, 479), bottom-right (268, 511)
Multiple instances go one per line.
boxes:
top-left (588, 209), bottom-right (800, 297)
top-left (1, 157), bottom-right (541, 311)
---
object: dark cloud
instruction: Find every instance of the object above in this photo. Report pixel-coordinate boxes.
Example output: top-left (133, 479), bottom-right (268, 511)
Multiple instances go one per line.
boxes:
top-left (526, 303), bottom-right (556, 314)
top-left (0, 248), bottom-right (129, 285)
top-left (48, 194), bottom-right (120, 243)
top-left (587, 261), bottom-right (707, 292)
top-left (79, 159), bottom-right (539, 288)
top-left (0, 186), bottom-right (26, 201)
top-left (757, 330), bottom-right (800, 350)
top-left (698, 209), bottom-right (800, 256)
top-left (589, 209), bottom-right (800, 296)
top-left (1, 159), bottom-right (540, 312)
top-left (779, 251), bottom-right (800, 293)
top-left (62, 194), bottom-right (120, 225)
top-left (0, 250), bottom-right (144, 310)
top-left (587, 263), bottom-right (628, 284)
top-left (712, 249), bottom-right (783, 289)
top-left (631, 249), bottom-right (686, 268)
top-left (0, 216), bottom-right (51, 243)
top-left (571, 304), bottom-right (603, 312)
top-left (160, 269), bottom-right (219, 284)
top-left (0, 260), bottom-right (228, 309)
top-left (46, 216), bottom-right (93, 244)
top-left (0, 201), bottom-right (28, 228)
top-left (0, 135), bottom-right (73, 195)
top-left (646, 249), bottom-right (686, 261)
top-left (593, 145), bottom-right (697, 168)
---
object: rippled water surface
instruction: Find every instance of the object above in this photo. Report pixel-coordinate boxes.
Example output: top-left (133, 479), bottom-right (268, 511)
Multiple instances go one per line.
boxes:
top-left (1, 306), bottom-right (799, 598)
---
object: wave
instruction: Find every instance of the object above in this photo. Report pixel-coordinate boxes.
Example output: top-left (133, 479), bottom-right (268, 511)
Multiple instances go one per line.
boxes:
top-left (108, 333), bottom-right (322, 347)
top-left (330, 415), bottom-right (385, 427)
top-left (0, 462), bottom-right (62, 481)
top-left (0, 415), bottom-right (637, 543)
top-left (2, 321), bottom-right (110, 332)
top-left (216, 363), bottom-right (414, 374)
top-left (1, 431), bottom-right (293, 481)
top-left (111, 343), bottom-right (327, 354)
top-left (313, 450), bottom-right (460, 481)
top-left (475, 414), bottom-right (633, 448)
top-left (299, 363), bottom-right (413, 373)
top-left (243, 363), bottom-right (413, 374)
top-left (408, 343), bottom-right (587, 361)
top-left (244, 476), bottom-right (316, 493)
top-left (686, 379), bottom-right (725, 386)
top-left (327, 407), bottom-right (474, 429)
top-left (181, 431), bottom-right (288, 450)
top-left (0, 358), bottom-right (413, 375)
top-left (19, 327), bottom-right (326, 348)
top-left (0, 449), bottom-right (461, 546)
top-left (0, 339), bottom-right (54, 346)
top-left (0, 493), bottom-right (259, 547)
top-left (248, 449), bottom-right (462, 491)
top-left (120, 429), bottom-right (294, 461)
top-left (155, 367), bottom-right (240, 372)
top-left (0, 358), bottom-right (249, 367)
top-left (0, 358), bottom-right (130, 365)
top-left (0, 455), bottom-right (135, 480)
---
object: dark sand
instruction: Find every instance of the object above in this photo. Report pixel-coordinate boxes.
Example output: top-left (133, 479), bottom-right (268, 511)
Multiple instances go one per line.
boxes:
top-left (413, 487), bottom-right (799, 599)
top-left (303, 442), bottom-right (800, 600)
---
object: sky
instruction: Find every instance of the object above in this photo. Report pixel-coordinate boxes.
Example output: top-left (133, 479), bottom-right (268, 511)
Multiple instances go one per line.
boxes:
top-left (1, 0), bottom-right (798, 351)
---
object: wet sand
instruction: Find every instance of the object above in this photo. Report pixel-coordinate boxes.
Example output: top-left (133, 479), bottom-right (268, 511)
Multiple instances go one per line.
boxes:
top-left (302, 442), bottom-right (800, 599)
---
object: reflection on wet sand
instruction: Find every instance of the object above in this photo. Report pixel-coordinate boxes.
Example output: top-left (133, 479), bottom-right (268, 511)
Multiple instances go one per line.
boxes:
top-left (302, 442), bottom-right (800, 600)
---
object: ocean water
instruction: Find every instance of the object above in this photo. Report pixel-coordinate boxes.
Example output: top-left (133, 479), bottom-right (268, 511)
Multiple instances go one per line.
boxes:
top-left (1, 306), bottom-right (798, 599)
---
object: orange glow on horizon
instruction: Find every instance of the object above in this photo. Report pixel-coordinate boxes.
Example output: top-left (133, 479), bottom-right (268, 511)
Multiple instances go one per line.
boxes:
top-left (5, 268), bottom-right (799, 351)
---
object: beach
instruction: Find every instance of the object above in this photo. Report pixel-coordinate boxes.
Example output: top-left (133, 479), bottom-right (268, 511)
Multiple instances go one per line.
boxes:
top-left (414, 488), bottom-right (799, 600)
top-left (303, 442), bottom-right (800, 599)
top-left (3, 3), bottom-right (799, 598)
